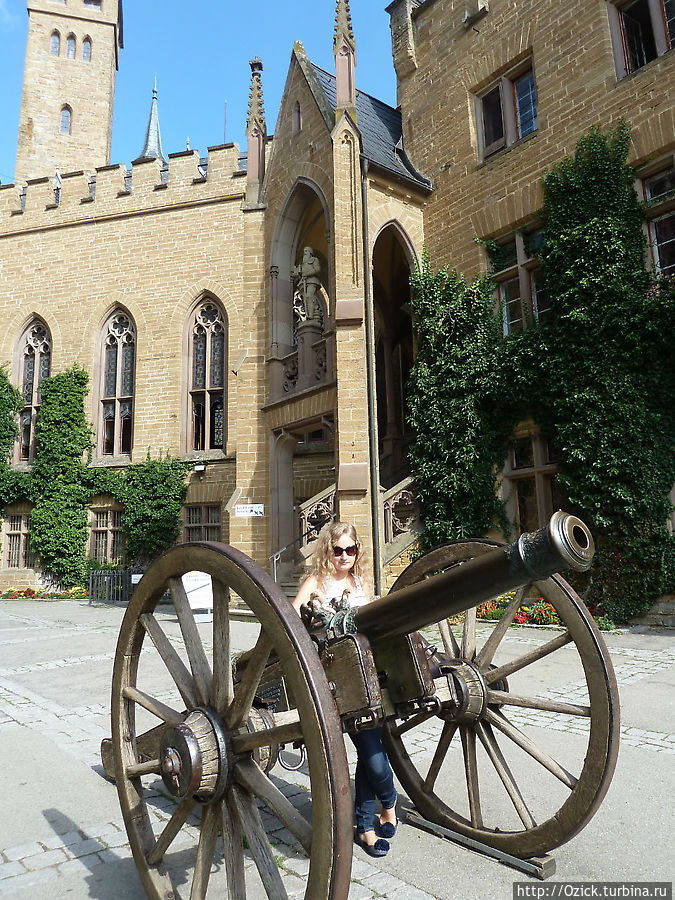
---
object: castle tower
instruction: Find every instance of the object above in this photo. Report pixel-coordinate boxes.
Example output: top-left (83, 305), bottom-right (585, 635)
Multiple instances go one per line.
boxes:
top-left (334, 0), bottom-right (357, 122)
top-left (14, 0), bottom-right (123, 184)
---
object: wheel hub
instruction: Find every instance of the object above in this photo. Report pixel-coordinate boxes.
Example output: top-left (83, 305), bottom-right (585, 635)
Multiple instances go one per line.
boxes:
top-left (443, 660), bottom-right (487, 723)
top-left (159, 707), bottom-right (229, 803)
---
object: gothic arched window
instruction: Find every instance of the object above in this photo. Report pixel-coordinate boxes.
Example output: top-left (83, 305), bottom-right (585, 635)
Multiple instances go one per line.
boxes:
top-left (50, 32), bottom-right (61, 56)
top-left (66, 34), bottom-right (76, 59)
top-left (189, 300), bottom-right (226, 451)
top-left (100, 311), bottom-right (136, 456)
top-left (60, 106), bottom-right (72, 135)
top-left (18, 320), bottom-right (52, 463)
top-left (83, 38), bottom-right (92, 62)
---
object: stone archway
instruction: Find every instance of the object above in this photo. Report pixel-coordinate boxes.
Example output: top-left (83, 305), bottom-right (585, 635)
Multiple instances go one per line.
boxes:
top-left (372, 224), bottom-right (415, 489)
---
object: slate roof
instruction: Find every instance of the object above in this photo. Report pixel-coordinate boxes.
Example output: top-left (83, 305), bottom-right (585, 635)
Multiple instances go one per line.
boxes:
top-left (311, 64), bottom-right (431, 191)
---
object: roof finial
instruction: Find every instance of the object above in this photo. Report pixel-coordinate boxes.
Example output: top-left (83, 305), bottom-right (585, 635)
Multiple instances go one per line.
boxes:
top-left (334, 0), bottom-right (355, 53)
top-left (137, 79), bottom-right (165, 162)
top-left (246, 57), bottom-right (266, 134)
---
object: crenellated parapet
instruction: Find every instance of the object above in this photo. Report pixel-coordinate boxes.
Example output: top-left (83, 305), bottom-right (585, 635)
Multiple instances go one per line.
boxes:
top-left (0, 143), bottom-right (248, 230)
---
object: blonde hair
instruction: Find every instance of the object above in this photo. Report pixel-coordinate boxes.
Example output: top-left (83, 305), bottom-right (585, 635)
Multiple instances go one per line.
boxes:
top-left (311, 521), bottom-right (366, 586)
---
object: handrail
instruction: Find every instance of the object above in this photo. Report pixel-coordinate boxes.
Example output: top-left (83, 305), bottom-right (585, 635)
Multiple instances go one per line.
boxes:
top-left (269, 514), bottom-right (336, 582)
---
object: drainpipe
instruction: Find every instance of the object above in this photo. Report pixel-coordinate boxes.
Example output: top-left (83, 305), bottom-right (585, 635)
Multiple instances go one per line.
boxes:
top-left (361, 158), bottom-right (382, 596)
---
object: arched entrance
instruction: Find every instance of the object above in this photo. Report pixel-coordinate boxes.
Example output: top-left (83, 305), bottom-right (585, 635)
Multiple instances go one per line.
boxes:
top-left (372, 224), bottom-right (415, 489)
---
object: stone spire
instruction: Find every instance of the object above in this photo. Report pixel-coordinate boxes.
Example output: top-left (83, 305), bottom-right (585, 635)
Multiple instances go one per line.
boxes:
top-left (246, 58), bottom-right (267, 203)
top-left (334, 0), bottom-right (357, 122)
top-left (138, 77), bottom-right (165, 162)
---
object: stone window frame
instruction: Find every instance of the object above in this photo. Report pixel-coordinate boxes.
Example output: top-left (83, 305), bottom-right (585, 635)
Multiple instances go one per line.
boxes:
top-left (4, 503), bottom-right (35, 570)
top-left (639, 155), bottom-right (675, 279)
top-left (89, 498), bottom-right (125, 564)
top-left (50, 31), bottom-right (61, 56)
top-left (186, 297), bottom-right (227, 455)
top-left (502, 426), bottom-right (563, 535)
top-left (66, 33), bottom-right (77, 59)
top-left (60, 105), bottom-right (72, 135)
top-left (474, 58), bottom-right (538, 161)
top-left (293, 101), bottom-right (302, 135)
top-left (183, 504), bottom-right (222, 543)
top-left (15, 319), bottom-right (52, 464)
top-left (99, 309), bottom-right (136, 459)
top-left (82, 36), bottom-right (92, 62)
top-left (489, 228), bottom-right (550, 335)
top-left (607, 0), bottom-right (675, 78)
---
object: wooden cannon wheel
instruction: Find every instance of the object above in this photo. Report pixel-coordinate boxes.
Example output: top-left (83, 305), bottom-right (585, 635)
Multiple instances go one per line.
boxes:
top-left (382, 540), bottom-right (620, 859)
top-left (111, 542), bottom-right (353, 900)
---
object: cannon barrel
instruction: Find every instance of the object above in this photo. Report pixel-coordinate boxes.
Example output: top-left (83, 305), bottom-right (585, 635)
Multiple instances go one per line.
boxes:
top-left (354, 511), bottom-right (594, 644)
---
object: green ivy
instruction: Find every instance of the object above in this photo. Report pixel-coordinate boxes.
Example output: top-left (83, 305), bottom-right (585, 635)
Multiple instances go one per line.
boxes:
top-left (0, 366), bottom-right (189, 587)
top-left (408, 122), bottom-right (675, 622)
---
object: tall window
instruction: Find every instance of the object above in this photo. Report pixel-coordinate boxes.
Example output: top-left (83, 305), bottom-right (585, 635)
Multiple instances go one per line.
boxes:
top-left (476, 60), bottom-right (538, 159)
top-left (60, 106), bottom-right (72, 135)
top-left (183, 505), bottom-right (222, 542)
top-left (190, 300), bottom-right (226, 451)
top-left (66, 34), bottom-right (76, 59)
top-left (5, 507), bottom-right (34, 569)
top-left (643, 163), bottom-right (675, 279)
top-left (609, 0), bottom-right (675, 77)
top-left (50, 32), bottom-right (61, 56)
top-left (18, 321), bottom-right (51, 463)
top-left (503, 431), bottom-right (566, 534)
top-left (489, 229), bottom-right (550, 334)
top-left (83, 38), bottom-right (92, 62)
top-left (90, 505), bottom-right (125, 563)
top-left (101, 311), bottom-right (136, 456)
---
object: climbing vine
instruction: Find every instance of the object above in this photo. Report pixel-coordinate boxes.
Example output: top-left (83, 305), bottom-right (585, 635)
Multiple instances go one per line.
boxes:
top-left (408, 122), bottom-right (675, 622)
top-left (0, 366), bottom-right (189, 587)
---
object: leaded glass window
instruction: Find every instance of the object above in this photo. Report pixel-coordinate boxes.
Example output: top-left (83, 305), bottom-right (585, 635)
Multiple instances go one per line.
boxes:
top-left (183, 504), bottom-right (222, 542)
top-left (90, 505), bottom-right (125, 563)
top-left (100, 311), bottom-right (136, 456)
top-left (17, 321), bottom-right (51, 462)
top-left (5, 509), bottom-right (34, 569)
top-left (189, 300), bottom-right (227, 451)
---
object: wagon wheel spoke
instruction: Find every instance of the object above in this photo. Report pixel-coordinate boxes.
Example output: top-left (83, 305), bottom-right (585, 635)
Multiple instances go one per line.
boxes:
top-left (461, 607), bottom-right (476, 660)
top-left (486, 689), bottom-right (591, 717)
top-left (484, 631), bottom-right (573, 685)
top-left (189, 803), bottom-right (220, 900)
top-left (147, 798), bottom-right (197, 866)
top-left (439, 618), bottom-right (460, 657)
top-left (232, 784), bottom-right (289, 899)
top-left (390, 707), bottom-right (441, 737)
top-left (475, 721), bottom-right (536, 830)
top-left (484, 708), bottom-right (578, 789)
top-left (210, 579), bottom-right (234, 715)
top-left (230, 714), bottom-right (303, 754)
top-left (141, 612), bottom-right (198, 708)
top-left (474, 586), bottom-right (528, 669)
top-left (169, 577), bottom-right (213, 706)
top-left (221, 794), bottom-right (246, 900)
top-left (234, 757), bottom-right (313, 853)
top-left (226, 631), bottom-right (273, 730)
top-left (122, 686), bottom-right (184, 724)
top-left (460, 725), bottom-right (482, 827)
top-left (423, 720), bottom-right (457, 793)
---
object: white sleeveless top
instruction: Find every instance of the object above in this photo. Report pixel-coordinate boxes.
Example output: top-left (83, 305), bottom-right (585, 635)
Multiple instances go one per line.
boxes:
top-left (320, 574), bottom-right (369, 612)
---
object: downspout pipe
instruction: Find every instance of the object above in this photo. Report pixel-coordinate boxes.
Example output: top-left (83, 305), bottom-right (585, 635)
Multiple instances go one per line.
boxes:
top-left (361, 157), bottom-right (382, 595)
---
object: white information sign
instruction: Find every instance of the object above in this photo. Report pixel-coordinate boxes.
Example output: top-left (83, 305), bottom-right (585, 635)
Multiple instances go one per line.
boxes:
top-left (181, 570), bottom-right (213, 623)
top-left (234, 504), bottom-right (265, 518)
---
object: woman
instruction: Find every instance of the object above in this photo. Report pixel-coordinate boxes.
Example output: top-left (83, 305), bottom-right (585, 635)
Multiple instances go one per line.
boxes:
top-left (293, 521), bottom-right (398, 858)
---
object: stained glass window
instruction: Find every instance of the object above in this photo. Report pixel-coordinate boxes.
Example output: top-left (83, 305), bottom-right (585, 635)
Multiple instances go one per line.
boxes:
top-left (189, 300), bottom-right (227, 451)
top-left (100, 312), bottom-right (136, 456)
top-left (17, 320), bottom-right (51, 463)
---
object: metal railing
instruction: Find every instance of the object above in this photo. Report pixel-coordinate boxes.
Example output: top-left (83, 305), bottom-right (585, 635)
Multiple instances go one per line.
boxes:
top-left (88, 568), bottom-right (132, 605)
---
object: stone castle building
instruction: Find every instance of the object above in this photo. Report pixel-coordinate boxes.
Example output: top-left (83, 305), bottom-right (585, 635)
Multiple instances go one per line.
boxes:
top-left (0, 0), bottom-right (673, 590)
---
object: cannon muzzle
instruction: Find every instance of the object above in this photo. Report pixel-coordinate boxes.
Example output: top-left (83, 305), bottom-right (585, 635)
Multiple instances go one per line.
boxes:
top-left (354, 511), bottom-right (594, 644)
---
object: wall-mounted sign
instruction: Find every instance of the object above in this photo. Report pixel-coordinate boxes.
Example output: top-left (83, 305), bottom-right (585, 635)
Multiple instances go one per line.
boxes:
top-left (234, 504), bottom-right (265, 518)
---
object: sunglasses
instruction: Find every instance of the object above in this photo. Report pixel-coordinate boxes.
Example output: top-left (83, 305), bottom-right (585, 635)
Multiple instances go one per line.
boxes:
top-left (332, 544), bottom-right (357, 557)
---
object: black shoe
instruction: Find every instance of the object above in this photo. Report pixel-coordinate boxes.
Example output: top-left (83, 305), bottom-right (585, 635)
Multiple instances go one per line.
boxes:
top-left (379, 819), bottom-right (398, 839)
top-left (354, 831), bottom-right (390, 858)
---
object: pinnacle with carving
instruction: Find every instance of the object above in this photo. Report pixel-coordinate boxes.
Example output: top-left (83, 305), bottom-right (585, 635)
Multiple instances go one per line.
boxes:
top-left (334, 0), bottom-right (355, 51)
top-left (246, 57), bottom-right (266, 132)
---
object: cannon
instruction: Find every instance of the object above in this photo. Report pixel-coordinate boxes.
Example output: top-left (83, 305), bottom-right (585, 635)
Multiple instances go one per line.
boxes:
top-left (106, 511), bottom-right (619, 899)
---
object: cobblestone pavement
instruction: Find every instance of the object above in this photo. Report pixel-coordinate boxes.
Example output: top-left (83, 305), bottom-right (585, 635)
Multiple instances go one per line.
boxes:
top-left (0, 600), bottom-right (673, 899)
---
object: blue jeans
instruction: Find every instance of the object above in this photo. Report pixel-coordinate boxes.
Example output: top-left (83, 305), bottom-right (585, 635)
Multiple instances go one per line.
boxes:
top-left (348, 726), bottom-right (397, 834)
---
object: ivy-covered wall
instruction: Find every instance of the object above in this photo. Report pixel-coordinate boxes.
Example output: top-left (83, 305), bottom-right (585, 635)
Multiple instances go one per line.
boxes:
top-left (408, 123), bottom-right (675, 623)
top-left (0, 366), bottom-right (189, 587)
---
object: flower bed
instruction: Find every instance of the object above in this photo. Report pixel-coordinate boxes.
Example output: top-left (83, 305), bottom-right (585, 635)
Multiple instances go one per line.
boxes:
top-left (1, 586), bottom-right (88, 600)
top-left (476, 592), bottom-right (615, 630)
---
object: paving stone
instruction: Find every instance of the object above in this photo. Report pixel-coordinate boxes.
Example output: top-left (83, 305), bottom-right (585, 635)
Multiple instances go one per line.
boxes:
top-left (3, 841), bottom-right (43, 861)
top-left (22, 848), bottom-right (68, 870)
top-left (0, 866), bottom-right (58, 895)
top-left (0, 860), bottom-right (25, 880)
top-left (361, 870), bottom-right (407, 894)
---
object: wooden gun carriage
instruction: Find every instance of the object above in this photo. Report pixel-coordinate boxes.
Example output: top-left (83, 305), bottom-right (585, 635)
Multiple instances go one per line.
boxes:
top-left (105, 511), bottom-right (619, 899)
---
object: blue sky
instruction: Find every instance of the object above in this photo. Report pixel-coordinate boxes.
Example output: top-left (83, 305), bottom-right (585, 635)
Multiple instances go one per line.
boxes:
top-left (0, 0), bottom-right (398, 185)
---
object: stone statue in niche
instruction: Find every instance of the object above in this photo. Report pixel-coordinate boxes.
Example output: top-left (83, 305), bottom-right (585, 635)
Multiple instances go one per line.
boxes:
top-left (292, 246), bottom-right (323, 323)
